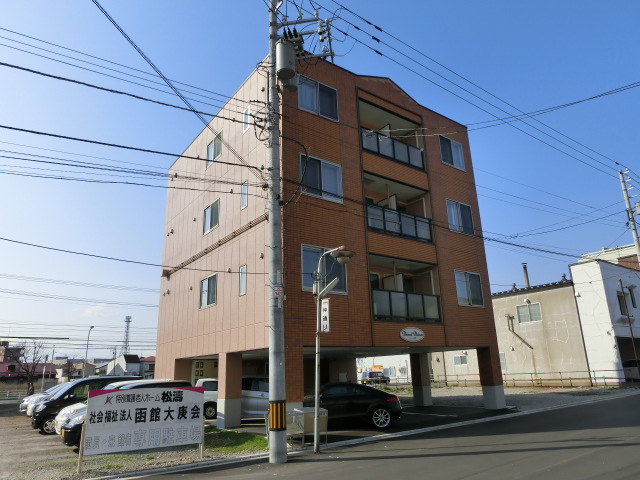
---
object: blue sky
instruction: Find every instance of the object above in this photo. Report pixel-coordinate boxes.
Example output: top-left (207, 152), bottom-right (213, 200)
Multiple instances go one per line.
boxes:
top-left (1, 1), bottom-right (638, 360)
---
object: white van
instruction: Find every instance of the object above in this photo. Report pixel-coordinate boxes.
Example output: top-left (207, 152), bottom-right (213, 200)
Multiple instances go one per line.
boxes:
top-left (195, 376), bottom-right (269, 419)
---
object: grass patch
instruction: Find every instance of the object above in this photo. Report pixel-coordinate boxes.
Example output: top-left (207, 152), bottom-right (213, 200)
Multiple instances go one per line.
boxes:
top-left (102, 464), bottom-right (124, 470)
top-left (204, 427), bottom-right (268, 454)
top-left (146, 455), bottom-right (155, 460)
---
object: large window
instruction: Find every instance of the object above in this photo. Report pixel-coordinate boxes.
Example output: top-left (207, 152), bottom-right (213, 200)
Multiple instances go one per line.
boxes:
top-left (203, 199), bottom-right (220, 234)
top-left (439, 135), bottom-right (465, 170)
top-left (516, 303), bottom-right (542, 323)
top-left (446, 199), bottom-right (474, 235)
top-left (207, 133), bottom-right (222, 167)
top-left (200, 274), bottom-right (217, 307)
top-left (299, 154), bottom-right (342, 202)
top-left (302, 245), bottom-right (347, 294)
top-left (298, 77), bottom-right (338, 121)
top-left (239, 265), bottom-right (247, 296)
top-left (454, 270), bottom-right (484, 307)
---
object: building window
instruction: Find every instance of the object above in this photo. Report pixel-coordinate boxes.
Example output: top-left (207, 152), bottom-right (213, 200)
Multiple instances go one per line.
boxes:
top-left (203, 199), bottom-right (220, 234)
top-left (453, 354), bottom-right (468, 366)
top-left (207, 133), bottom-right (222, 167)
top-left (302, 245), bottom-right (348, 294)
top-left (499, 352), bottom-right (507, 371)
top-left (241, 182), bottom-right (248, 209)
top-left (629, 288), bottom-right (637, 308)
top-left (617, 293), bottom-right (629, 317)
top-left (299, 154), bottom-right (343, 203)
top-left (516, 303), bottom-right (543, 323)
top-left (239, 265), bottom-right (247, 296)
top-left (454, 270), bottom-right (484, 307)
top-left (298, 77), bottom-right (338, 121)
top-left (370, 273), bottom-right (380, 290)
top-left (243, 107), bottom-right (250, 132)
top-left (446, 199), bottom-right (474, 235)
top-left (439, 135), bottom-right (465, 170)
top-left (200, 274), bottom-right (217, 307)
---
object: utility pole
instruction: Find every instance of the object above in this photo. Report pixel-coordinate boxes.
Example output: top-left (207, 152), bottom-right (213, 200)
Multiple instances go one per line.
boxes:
top-left (267, 2), bottom-right (335, 463)
top-left (619, 170), bottom-right (640, 267)
top-left (267, 0), bottom-right (287, 464)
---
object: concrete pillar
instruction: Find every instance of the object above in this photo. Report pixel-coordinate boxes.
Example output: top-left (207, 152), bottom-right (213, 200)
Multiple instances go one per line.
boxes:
top-left (477, 346), bottom-right (506, 409)
top-left (410, 353), bottom-right (432, 406)
top-left (217, 352), bottom-right (243, 429)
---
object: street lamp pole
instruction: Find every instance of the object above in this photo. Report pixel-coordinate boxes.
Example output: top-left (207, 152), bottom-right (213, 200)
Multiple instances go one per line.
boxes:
top-left (314, 246), bottom-right (354, 453)
top-left (83, 326), bottom-right (94, 378)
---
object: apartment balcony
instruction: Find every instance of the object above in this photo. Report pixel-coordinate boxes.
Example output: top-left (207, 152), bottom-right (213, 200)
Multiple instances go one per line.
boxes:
top-left (372, 289), bottom-right (441, 323)
top-left (366, 204), bottom-right (432, 243)
top-left (364, 173), bottom-right (433, 248)
top-left (368, 254), bottom-right (440, 323)
top-left (361, 128), bottom-right (423, 169)
top-left (358, 98), bottom-right (424, 170)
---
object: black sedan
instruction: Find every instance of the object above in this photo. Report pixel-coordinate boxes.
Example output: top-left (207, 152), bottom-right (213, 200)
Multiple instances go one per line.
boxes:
top-left (304, 382), bottom-right (402, 429)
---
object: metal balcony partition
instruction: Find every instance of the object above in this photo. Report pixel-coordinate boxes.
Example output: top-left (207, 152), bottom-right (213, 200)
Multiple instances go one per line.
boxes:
top-left (361, 128), bottom-right (423, 168)
top-left (372, 289), bottom-right (441, 323)
top-left (366, 204), bottom-right (432, 242)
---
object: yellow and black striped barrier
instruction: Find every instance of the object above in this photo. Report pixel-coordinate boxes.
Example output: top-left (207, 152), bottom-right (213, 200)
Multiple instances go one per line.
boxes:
top-left (268, 400), bottom-right (286, 431)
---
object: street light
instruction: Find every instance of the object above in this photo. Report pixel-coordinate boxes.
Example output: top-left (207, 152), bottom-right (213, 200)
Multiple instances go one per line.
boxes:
top-left (83, 326), bottom-right (94, 378)
top-left (314, 246), bottom-right (354, 453)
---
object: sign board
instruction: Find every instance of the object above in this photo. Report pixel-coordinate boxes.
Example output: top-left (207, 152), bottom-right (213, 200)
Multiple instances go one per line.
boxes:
top-left (83, 387), bottom-right (204, 456)
top-left (321, 298), bottom-right (330, 332)
top-left (400, 327), bottom-right (425, 343)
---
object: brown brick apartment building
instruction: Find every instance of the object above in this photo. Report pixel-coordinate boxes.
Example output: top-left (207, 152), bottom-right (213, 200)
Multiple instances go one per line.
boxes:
top-left (156, 58), bottom-right (506, 427)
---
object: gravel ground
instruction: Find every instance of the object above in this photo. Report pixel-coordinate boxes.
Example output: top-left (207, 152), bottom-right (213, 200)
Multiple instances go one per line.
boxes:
top-left (2, 385), bottom-right (638, 480)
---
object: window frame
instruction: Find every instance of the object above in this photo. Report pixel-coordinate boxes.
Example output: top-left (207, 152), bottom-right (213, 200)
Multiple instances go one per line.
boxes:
top-left (241, 182), bottom-right (248, 210)
top-left (516, 302), bottom-right (543, 324)
top-left (298, 76), bottom-right (339, 122)
top-left (301, 244), bottom-right (348, 294)
top-left (200, 274), bottom-right (217, 308)
top-left (239, 265), bottom-right (247, 296)
top-left (299, 154), bottom-right (343, 203)
top-left (207, 133), bottom-right (222, 167)
top-left (203, 199), bottom-right (220, 234)
top-left (453, 354), bottom-right (468, 366)
top-left (439, 135), bottom-right (465, 171)
top-left (446, 199), bottom-right (474, 235)
top-left (243, 107), bottom-right (250, 132)
top-left (454, 270), bottom-right (484, 307)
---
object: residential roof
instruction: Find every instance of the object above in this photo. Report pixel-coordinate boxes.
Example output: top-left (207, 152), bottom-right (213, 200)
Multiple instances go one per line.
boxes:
top-left (140, 356), bottom-right (155, 362)
top-left (492, 274), bottom-right (573, 298)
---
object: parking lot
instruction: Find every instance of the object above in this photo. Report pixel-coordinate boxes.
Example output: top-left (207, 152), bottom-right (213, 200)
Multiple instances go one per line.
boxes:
top-left (2, 385), bottom-right (635, 480)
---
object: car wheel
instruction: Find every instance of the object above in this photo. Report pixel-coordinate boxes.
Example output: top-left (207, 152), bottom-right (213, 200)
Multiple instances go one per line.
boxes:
top-left (40, 416), bottom-right (56, 435)
top-left (370, 407), bottom-right (391, 429)
top-left (204, 402), bottom-right (217, 419)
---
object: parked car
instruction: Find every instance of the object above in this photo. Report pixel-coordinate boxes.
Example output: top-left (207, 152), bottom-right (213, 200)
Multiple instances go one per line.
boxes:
top-left (20, 382), bottom-right (68, 414)
top-left (31, 376), bottom-right (140, 434)
top-left (361, 371), bottom-right (390, 385)
top-left (54, 400), bottom-right (86, 435)
top-left (241, 376), bottom-right (269, 418)
top-left (622, 359), bottom-right (640, 380)
top-left (59, 378), bottom-right (192, 447)
top-left (195, 378), bottom-right (219, 419)
top-left (304, 382), bottom-right (402, 429)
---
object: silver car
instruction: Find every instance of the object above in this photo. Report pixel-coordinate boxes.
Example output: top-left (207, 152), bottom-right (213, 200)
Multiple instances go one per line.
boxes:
top-left (19, 383), bottom-right (68, 414)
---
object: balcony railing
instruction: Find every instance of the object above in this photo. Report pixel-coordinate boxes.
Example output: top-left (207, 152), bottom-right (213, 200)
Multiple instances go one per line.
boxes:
top-left (372, 289), bottom-right (441, 323)
top-left (367, 204), bottom-right (432, 242)
top-left (361, 128), bottom-right (423, 168)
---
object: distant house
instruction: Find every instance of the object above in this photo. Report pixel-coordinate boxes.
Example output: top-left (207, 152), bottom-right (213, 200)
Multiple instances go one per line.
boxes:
top-left (431, 245), bottom-right (640, 386)
top-left (105, 354), bottom-right (141, 376)
top-left (139, 356), bottom-right (156, 379)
